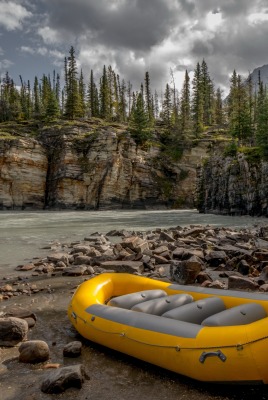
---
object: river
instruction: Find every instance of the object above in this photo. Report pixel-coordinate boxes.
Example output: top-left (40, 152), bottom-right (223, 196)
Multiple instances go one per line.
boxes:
top-left (2, 209), bottom-right (268, 399)
top-left (0, 209), bottom-right (267, 276)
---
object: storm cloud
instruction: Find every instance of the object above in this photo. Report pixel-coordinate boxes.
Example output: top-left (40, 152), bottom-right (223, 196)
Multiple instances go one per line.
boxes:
top-left (1, 0), bottom-right (268, 94)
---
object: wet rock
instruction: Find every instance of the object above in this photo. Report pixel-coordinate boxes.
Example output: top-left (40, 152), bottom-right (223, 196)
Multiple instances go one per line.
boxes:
top-left (256, 266), bottom-right (268, 284)
top-left (74, 255), bottom-right (92, 265)
top-left (19, 340), bottom-right (50, 363)
top-left (16, 263), bottom-right (35, 271)
top-left (237, 260), bottom-right (250, 275)
top-left (100, 260), bottom-right (144, 274)
top-left (63, 341), bottom-right (82, 357)
top-left (72, 245), bottom-right (93, 255)
top-left (154, 255), bottom-right (169, 265)
top-left (0, 317), bottom-right (28, 346)
top-left (47, 253), bottom-right (69, 264)
top-left (228, 275), bottom-right (259, 291)
top-left (153, 245), bottom-right (169, 255)
top-left (159, 231), bottom-right (174, 242)
top-left (171, 256), bottom-right (203, 284)
top-left (62, 266), bottom-right (88, 276)
top-left (205, 251), bottom-right (228, 267)
top-left (196, 271), bottom-right (213, 284)
top-left (41, 364), bottom-right (86, 394)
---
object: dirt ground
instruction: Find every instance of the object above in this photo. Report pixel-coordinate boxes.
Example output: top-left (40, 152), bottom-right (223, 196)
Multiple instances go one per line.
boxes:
top-left (1, 274), bottom-right (268, 400)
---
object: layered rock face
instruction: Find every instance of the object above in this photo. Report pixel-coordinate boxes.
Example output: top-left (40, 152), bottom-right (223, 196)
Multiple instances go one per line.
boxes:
top-left (0, 122), bottom-right (210, 210)
top-left (197, 153), bottom-right (268, 216)
top-left (0, 138), bottom-right (47, 209)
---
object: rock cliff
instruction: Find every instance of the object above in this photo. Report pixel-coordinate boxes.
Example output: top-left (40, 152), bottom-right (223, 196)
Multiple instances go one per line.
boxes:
top-left (197, 151), bottom-right (268, 216)
top-left (0, 121), bottom-right (210, 210)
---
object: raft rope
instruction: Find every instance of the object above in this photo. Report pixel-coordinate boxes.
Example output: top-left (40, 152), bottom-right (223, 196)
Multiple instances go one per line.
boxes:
top-left (71, 311), bottom-right (268, 352)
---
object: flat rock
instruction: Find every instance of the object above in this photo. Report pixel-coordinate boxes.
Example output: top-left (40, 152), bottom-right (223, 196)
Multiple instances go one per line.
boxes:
top-left (62, 266), bottom-right (88, 276)
top-left (19, 340), bottom-right (50, 363)
top-left (228, 275), bottom-right (259, 291)
top-left (100, 260), bottom-right (144, 273)
top-left (41, 364), bottom-right (86, 394)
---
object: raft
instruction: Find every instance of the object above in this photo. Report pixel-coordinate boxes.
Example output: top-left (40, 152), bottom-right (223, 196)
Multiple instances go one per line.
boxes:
top-left (68, 273), bottom-right (268, 384)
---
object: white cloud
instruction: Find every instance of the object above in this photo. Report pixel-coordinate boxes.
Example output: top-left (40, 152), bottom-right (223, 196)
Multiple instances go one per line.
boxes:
top-left (248, 12), bottom-right (268, 25)
top-left (0, 1), bottom-right (32, 31)
top-left (37, 47), bottom-right (48, 56)
top-left (20, 46), bottom-right (34, 54)
top-left (37, 26), bottom-right (63, 45)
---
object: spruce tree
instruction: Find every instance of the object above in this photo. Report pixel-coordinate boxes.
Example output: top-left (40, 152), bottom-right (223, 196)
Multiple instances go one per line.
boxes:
top-left (65, 46), bottom-right (82, 119)
top-left (99, 65), bottom-right (109, 119)
top-left (180, 70), bottom-right (191, 137)
top-left (191, 62), bottom-right (204, 136)
top-left (129, 91), bottom-right (151, 144)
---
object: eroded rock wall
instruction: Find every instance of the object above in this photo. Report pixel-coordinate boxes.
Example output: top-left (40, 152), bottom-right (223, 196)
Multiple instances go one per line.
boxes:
top-left (197, 153), bottom-right (268, 216)
top-left (0, 138), bottom-right (47, 209)
top-left (0, 123), bottom-right (210, 210)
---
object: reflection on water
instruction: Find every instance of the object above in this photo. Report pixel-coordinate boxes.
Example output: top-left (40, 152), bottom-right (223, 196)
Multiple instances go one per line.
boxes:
top-left (0, 209), bottom-right (267, 275)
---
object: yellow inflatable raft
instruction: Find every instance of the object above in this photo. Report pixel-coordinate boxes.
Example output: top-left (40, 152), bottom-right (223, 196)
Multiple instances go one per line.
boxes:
top-left (68, 273), bottom-right (268, 384)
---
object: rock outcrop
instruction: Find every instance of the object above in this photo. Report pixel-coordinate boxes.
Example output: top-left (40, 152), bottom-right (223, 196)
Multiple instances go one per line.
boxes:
top-left (0, 121), bottom-right (210, 210)
top-left (197, 152), bottom-right (268, 216)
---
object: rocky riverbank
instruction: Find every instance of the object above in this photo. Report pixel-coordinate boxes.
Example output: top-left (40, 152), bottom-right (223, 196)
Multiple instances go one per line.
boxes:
top-left (2, 224), bottom-right (268, 398)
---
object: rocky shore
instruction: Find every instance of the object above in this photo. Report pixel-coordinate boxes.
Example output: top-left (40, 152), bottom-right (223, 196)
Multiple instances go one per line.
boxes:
top-left (1, 223), bottom-right (268, 398)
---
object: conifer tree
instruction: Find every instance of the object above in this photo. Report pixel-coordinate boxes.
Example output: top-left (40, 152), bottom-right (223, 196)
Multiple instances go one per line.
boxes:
top-left (256, 81), bottom-right (268, 158)
top-left (180, 70), bottom-right (191, 136)
top-left (65, 46), bottom-right (82, 119)
top-left (191, 62), bottom-right (204, 136)
top-left (99, 65), bottom-right (109, 119)
top-left (129, 91), bottom-right (151, 144)
top-left (161, 83), bottom-right (172, 130)
top-left (144, 71), bottom-right (154, 124)
top-left (33, 76), bottom-right (41, 118)
top-left (215, 87), bottom-right (224, 125)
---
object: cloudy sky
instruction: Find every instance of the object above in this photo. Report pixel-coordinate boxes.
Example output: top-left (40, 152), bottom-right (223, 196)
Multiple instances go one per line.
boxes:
top-left (1, 0), bottom-right (268, 95)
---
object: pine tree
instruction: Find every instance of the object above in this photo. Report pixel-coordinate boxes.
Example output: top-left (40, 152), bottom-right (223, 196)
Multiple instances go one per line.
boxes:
top-left (33, 76), bottom-right (41, 118)
top-left (256, 80), bottom-right (268, 158)
top-left (228, 72), bottom-right (251, 143)
top-left (99, 65), bottom-right (109, 119)
top-left (79, 69), bottom-right (86, 118)
top-left (129, 91), bottom-right (151, 144)
top-left (191, 62), bottom-right (204, 136)
top-left (201, 59), bottom-right (214, 126)
top-left (65, 46), bottom-right (82, 119)
top-left (144, 71), bottom-right (154, 124)
top-left (215, 87), bottom-right (224, 125)
top-left (45, 87), bottom-right (60, 120)
top-left (180, 70), bottom-right (191, 136)
top-left (161, 83), bottom-right (172, 130)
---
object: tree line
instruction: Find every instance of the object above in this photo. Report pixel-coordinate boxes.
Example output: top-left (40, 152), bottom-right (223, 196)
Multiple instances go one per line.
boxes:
top-left (0, 46), bottom-right (268, 156)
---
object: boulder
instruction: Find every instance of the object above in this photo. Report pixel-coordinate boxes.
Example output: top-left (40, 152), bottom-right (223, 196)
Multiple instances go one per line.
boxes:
top-left (41, 364), bottom-right (86, 394)
top-left (171, 256), bottom-right (203, 284)
top-left (228, 275), bottom-right (259, 291)
top-left (74, 255), bottom-right (92, 265)
top-left (63, 341), bottom-right (82, 357)
top-left (0, 317), bottom-right (28, 346)
top-left (19, 340), bottom-right (50, 363)
top-left (159, 231), bottom-right (174, 242)
top-left (47, 253), bottom-right (69, 264)
top-left (237, 260), bottom-right (250, 275)
top-left (205, 251), bottom-right (228, 267)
